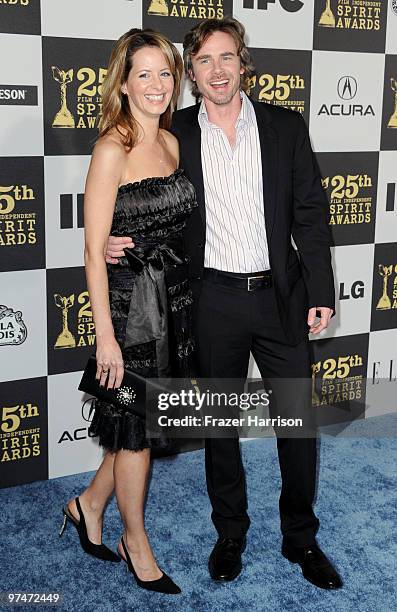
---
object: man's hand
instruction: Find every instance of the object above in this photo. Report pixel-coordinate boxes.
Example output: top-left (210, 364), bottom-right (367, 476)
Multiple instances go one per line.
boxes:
top-left (105, 236), bottom-right (134, 264)
top-left (307, 307), bottom-right (333, 335)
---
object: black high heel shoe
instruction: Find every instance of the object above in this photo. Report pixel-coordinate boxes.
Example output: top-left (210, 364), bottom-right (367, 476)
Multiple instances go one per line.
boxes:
top-left (118, 536), bottom-right (181, 594)
top-left (59, 497), bottom-right (120, 563)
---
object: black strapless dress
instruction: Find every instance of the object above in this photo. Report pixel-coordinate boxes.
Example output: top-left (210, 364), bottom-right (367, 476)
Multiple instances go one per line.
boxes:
top-left (88, 168), bottom-right (197, 452)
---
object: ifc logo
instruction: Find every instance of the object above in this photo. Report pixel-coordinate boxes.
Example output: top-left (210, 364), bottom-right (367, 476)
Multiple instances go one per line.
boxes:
top-left (243, 0), bottom-right (303, 11)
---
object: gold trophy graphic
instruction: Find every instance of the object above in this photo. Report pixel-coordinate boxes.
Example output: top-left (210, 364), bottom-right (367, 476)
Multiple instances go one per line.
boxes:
top-left (245, 75), bottom-right (257, 97)
top-left (376, 265), bottom-right (393, 310)
top-left (52, 66), bottom-right (75, 128)
top-left (319, 0), bottom-right (336, 28)
top-left (387, 78), bottom-right (397, 129)
top-left (147, 0), bottom-right (169, 16)
top-left (311, 362), bottom-right (321, 405)
top-left (54, 294), bottom-right (76, 348)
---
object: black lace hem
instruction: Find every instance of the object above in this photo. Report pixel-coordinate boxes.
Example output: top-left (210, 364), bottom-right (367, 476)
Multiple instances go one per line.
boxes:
top-left (88, 399), bottom-right (169, 452)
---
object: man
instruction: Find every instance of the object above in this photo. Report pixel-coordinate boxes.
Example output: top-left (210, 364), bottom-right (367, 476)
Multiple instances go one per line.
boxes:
top-left (107, 17), bottom-right (342, 590)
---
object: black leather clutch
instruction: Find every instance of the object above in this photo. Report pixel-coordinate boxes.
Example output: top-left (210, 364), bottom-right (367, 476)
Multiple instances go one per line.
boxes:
top-left (78, 356), bottom-right (146, 418)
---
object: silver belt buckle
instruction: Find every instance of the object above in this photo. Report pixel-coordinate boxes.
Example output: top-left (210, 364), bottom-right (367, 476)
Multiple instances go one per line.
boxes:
top-left (247, 275), bottom-right (264, 291)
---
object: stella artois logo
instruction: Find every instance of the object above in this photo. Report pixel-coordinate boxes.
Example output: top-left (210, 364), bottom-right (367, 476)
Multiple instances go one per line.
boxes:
top-left (0, 305), bottom-right (27, 347)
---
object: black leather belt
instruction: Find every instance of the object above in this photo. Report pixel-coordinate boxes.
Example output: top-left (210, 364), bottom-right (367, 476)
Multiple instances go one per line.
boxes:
top-left (203, 268), bottom-right (272, 291)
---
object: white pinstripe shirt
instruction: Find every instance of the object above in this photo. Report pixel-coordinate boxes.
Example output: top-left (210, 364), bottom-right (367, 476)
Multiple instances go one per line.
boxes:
top-left (198, 91), bottom-right (270, 273)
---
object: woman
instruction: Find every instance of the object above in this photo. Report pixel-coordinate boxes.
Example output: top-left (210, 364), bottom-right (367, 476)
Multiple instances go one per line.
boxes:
top-left (59, 28), bottom-right (197, 595)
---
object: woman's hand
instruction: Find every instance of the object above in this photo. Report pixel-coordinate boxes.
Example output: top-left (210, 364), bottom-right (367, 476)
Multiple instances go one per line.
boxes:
top-left (96, 335), bottom-right (124, 390)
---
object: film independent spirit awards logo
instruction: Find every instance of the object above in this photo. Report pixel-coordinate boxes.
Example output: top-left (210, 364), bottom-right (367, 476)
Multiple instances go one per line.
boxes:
top-left (311, 350), bottom-right (364, 408)
top-left (322, 169), bottom-right (373, 227)
top-left (0, 305), bottom-right (27, 346)
top-left (145, 0), bottom-right (224, 19)
top-left (317, 0), bottom-right (381, 30)
top-left (1, 401), bottom-right (41, 464)
top-left (0, 182), bottom-right (37, 248)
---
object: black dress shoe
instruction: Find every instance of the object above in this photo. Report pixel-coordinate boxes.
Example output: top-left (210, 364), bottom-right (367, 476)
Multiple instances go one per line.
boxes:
top-left (282, 541), bottom-right (343, 590)
top-left (208, 537), bottom-right (246, 581)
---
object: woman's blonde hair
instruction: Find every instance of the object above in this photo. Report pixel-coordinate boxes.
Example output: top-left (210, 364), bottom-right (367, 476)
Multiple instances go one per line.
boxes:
top-left (99, 28), bottom-right (183, 150)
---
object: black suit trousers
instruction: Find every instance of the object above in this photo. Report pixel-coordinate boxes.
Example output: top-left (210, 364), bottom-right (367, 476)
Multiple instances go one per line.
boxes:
top-left (196, 275), bottom-right (320, 547)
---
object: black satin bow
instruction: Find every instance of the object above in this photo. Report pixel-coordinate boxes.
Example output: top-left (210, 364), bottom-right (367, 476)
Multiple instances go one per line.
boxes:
top-left (123, 244), bottom-right (183, 358)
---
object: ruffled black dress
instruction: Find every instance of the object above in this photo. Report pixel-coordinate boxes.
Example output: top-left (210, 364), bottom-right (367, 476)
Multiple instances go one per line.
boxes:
top-left (88, 168), bottom-right (197, 451)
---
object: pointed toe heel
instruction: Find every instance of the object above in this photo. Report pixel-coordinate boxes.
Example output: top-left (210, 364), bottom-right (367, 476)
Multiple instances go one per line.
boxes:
top-left (118, 536), bottom-right (181, 594)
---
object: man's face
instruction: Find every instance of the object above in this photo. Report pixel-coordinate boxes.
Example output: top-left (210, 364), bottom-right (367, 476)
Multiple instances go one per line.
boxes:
top-left (190, 31), bottom-right (244, 106)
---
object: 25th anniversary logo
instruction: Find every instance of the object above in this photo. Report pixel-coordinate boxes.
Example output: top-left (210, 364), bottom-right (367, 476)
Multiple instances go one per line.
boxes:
top-left (0, 157), bottom-right (45, 271)
top-left (42, 37), bottom-right (115, 155)
top-left (247, 48), bottom-right (311, 120)
top-left (317, 151), bottom-right (379, 246)
top-left (47, 267), bottom-right (96, 375)
top-left (0, 377), bottom-right (48, 488)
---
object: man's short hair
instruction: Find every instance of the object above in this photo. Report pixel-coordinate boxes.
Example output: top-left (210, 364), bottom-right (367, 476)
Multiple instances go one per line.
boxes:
top-left (183, 16), bottom-right (255, 101)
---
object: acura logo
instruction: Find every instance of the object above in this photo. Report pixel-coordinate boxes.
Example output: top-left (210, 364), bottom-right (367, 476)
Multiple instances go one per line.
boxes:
top-left (337, 76), bottom-right (357, 100)
top-left (318, 75), bottom-right (373, 117)
top-left (81, 397), bottom-right (96, 422)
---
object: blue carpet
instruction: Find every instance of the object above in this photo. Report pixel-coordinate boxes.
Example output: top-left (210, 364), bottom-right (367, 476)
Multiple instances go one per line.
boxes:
top-left (1, 415), bottom-right (396, 612)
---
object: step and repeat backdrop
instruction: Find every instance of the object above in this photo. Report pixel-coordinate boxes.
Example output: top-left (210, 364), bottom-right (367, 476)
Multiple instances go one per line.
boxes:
top-left (1, 0), bottom-right (396, 488)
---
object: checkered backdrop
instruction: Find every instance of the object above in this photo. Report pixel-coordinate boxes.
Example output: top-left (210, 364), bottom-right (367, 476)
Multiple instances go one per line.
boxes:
top-left (1, 0), bottom-right (396, 488)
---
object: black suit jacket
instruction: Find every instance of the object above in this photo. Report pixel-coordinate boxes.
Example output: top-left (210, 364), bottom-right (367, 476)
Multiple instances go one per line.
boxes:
top-left (171, 100), bottom-right (335, 346)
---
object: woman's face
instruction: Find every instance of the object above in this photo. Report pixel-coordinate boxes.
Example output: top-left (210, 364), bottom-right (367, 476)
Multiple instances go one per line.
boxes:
top-left (121, 46), bottom-right (174, 120)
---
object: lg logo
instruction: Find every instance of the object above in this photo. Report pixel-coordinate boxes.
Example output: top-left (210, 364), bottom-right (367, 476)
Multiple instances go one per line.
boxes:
top-left (339, 281), bottom-right (365, 300)
top-left (243, 0), bottom-right (303, 12)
